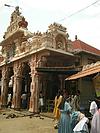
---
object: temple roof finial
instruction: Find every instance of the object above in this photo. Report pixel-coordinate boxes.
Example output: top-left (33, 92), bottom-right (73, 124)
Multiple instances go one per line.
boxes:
top-left (15, 6), bottom-right (21, 16)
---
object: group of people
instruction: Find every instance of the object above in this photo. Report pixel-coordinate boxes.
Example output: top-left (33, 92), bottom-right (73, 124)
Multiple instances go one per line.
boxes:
top-left (7, 92), bottom-right (28, 109)
top-left (53, 89), bottom-right (100, 133)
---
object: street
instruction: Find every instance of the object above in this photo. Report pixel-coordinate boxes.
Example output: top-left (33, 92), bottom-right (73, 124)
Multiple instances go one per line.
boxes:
top-left (0, 109), bottom-right (57, 133)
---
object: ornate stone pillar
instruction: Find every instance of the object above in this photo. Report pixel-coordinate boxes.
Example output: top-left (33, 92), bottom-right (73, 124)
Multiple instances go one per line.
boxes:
top-left (12, 62), bottom-right (23, 109)
top-left (29, 56), bottom-right (40, 113)
top-left (1, 66), bottom-right (9, 107)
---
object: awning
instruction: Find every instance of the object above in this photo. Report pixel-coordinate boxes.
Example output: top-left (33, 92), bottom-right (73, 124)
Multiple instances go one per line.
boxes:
top-left (66, 62), bottom-right (100, 80)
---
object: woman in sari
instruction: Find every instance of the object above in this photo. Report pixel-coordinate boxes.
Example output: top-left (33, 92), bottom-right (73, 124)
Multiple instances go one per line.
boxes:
top-left (53, 89), bottom-right (63, 129)
top-left (58, 96), bottom-right (72, 133)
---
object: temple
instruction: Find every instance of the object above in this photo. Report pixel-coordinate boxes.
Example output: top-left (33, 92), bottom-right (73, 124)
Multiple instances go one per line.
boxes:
top-left (0, 7), bottom-right (100, 112)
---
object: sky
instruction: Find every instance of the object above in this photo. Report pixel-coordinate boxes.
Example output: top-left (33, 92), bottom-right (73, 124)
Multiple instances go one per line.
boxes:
top-left (0, 0), bottom-right (100, 50)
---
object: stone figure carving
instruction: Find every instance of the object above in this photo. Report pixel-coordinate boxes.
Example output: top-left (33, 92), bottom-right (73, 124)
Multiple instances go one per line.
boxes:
top-left (11, 6), bottom-right (21, 23)
top-left (14, 63), bottom-right (23, 78)
top-left (57, 41), bottom-right (63, 49)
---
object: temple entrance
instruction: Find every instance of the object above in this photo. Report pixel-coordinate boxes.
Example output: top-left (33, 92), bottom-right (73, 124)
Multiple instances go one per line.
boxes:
top-left (46, 74), bottom-right (60, 100)
top-left (7, 67), bottom-right (14, 108)
top-left (8, 67), bottom-right (14, 95)
top-left (21, 62), bottom-right (31, 109)
top-left (45, 74), bottom-right (60, 112)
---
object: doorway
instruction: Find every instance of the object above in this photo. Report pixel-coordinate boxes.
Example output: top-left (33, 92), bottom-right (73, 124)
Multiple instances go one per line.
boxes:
top-left (21, 62), bottom-right (31, 109)
top-left (45, 74), bottom-right (60, 112)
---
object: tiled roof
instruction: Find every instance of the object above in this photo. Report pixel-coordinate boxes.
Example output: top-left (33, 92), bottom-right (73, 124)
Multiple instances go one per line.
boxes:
top-left (66, 61), bottom-right (100, 80)
top-left (72, 39), bottom-right (100, 55)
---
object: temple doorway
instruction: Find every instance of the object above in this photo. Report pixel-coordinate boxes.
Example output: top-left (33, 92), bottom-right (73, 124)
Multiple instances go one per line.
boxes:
top-left (21, 62), bottom-right (31, 109)
top-left (44, 74), bottom-right (60, 112)
top-left (7, 67), bottom-right (14, 108)
top-left (8, 67), bottom-right (14, 95)
top-left (46, 74), bottom-right (60, 100)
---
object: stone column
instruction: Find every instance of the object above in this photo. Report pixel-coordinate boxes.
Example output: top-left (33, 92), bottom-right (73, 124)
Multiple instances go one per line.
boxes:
top-left (1, 66), bottom-right (9, 107)
top-left (29, 56), bottom-right (40, 113)
top-left (12, 62), bottom-right (23, 109)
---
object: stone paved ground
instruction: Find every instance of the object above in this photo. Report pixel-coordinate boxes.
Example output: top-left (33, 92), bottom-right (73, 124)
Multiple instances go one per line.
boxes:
top-left (0, 109), bottom-right (57, 133)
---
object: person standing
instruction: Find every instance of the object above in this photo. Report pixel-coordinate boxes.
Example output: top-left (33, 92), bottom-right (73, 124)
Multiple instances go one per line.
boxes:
top-left (73, 115), bottom-right (89, 133)
top-left (7, 93), bottom-right (12, 108)
top-left (71, 90), bottom-right (80, 111)
top-left (90, 97), bottom-right (100, 133)
top-left (89, 101), bottom-right (97, 116)
top-left (58, 96), bottom-right (72, 133)
top-left (53, 89), bottom-right (63, 129)
top-left (39, 91), bottom-right (44, 113)
top-left (21, 92), bottom-right (27, 109)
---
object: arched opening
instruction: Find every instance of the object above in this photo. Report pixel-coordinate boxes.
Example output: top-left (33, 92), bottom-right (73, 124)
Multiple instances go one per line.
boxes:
top-left (44, 74), bottom-right (60, 112)
top-left (55, 34), bottom-right (66, 50)
top-left (8, 67), bottom-right (14, 95)
top-left (46, 74), bottom-right (60, 100)
top-left (7, 67), bottom-right (14, 108)
top-left (21, 62), bottom-right (31, 109)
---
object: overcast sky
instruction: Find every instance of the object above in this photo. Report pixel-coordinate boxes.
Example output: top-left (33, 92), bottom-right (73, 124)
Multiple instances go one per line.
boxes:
top-left (0, 0), bottom-right (100, 50)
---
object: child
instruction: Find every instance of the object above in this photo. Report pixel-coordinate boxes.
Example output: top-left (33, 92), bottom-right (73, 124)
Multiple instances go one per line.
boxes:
top-left (39, 92), bottom-right (44, 112)
top-left (7, 93), bottom-right (12, 108)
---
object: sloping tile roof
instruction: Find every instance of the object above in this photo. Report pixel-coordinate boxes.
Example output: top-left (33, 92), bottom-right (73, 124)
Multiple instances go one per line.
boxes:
top-left (72, 39), bottom-right (100, 55)
top-left (66, 61), bottom-right (100, 80)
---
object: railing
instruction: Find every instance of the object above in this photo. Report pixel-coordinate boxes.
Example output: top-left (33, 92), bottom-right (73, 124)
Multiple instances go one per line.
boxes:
top-left (46, 100), bottom-right (54, 112)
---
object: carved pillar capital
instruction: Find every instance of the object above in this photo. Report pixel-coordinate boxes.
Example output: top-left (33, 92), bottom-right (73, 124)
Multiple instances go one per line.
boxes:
top-left (29, 57), bottom-right (37, 75)
top-left (13, 62), bottom-right (24, 78)
top-left (2, 66), bottom-right (9, 80)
